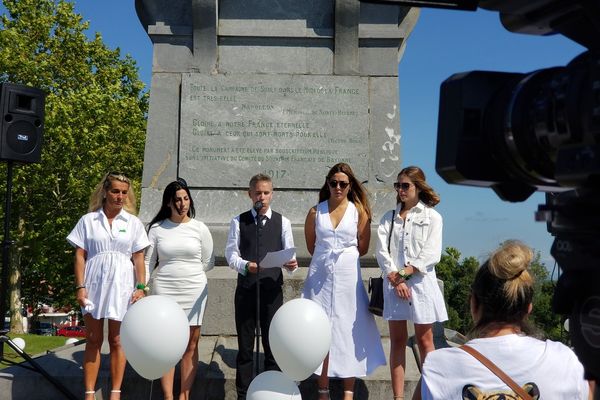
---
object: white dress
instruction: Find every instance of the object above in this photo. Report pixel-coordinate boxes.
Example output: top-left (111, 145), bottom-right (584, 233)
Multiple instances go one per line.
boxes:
top-left (375, 202), bottom-right (448, 324)
top-left (145, 219), bottom-right (214, 326)
top-left (422, 334), bottom-right (589, 399)
top-left (302, 201), bottom-right (386, 377)
top-left (67, 209), bottom-right (150, 321)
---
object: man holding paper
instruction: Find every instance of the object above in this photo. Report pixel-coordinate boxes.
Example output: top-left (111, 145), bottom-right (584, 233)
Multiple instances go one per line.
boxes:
top-left (225, 173), bottom-right (298, 400)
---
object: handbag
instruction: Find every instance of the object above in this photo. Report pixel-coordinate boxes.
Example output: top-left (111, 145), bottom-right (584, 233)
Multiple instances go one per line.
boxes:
top-left (368, 210), bottom-right (395, 316)
top-left (460, 345), bottom-right (533, 400)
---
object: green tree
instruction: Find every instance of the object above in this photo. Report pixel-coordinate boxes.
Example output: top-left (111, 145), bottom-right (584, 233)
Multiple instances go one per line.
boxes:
top-left (528, 253), bottom-right (564, 341)
top-left (0, 0), bottom-right (147, 332)
top-left (436, 245), bottom-right (566, 343)
top-left (436, 247), bottom-right (479, 335)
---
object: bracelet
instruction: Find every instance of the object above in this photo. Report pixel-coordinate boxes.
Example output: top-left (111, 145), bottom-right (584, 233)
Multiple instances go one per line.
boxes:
top-left (136, 283), bottom-right (150, 293)
top-left (75, 284), bottom-right (86, 291)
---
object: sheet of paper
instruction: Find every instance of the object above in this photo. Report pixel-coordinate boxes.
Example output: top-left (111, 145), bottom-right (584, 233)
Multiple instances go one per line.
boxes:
top-left (259, 247), bottom-right (296, 269)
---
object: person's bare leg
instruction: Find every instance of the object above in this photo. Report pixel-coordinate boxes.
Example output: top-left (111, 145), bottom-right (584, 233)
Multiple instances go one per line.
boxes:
top-left (107, 319), bottom-right (125, 400)
top-left (160, 367), bottom-right (175, 400)
top-left (413, 323), bottom-right (434, 366)
top-left (83, 315), bottom-right (104, 400)
top-left (342, 377), bottom-right (355, 400)
top-left (318, 354), bottom-right (330, 399)
top-left (179, 326), bottom-right (201, 400)
top-left (389, 320), bottom-right (409, 399)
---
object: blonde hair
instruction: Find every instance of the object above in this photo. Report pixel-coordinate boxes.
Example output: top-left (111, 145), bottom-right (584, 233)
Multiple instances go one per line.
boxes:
top-left (88, 172), bottom-right (137, 214)
top-left (470, 240), bottom-right (535, 337)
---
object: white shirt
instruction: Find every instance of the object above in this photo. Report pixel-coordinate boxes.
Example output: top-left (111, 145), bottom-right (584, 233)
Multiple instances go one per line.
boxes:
top-left (422, 334), bottom-right (589, 399)
top-left (224, 207), bottom-right (295, 275)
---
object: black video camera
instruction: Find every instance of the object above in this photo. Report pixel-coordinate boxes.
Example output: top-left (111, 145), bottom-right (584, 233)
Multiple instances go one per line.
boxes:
top-left (435, 0), bottom-right (600, 383)
top-left (361, 0), bottom-right (600, 383)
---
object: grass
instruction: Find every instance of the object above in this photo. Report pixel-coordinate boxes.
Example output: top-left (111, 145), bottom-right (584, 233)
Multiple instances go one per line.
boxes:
top-left (0, 333), bottom-right (77, 370)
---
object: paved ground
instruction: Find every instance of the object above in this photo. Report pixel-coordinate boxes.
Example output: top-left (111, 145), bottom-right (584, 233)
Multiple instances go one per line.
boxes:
top-left (0, 335), bottom-right (421, 400)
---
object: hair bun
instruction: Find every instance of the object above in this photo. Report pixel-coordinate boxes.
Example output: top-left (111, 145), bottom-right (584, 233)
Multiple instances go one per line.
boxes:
top-left (488, 240), bottom-right (533, 280)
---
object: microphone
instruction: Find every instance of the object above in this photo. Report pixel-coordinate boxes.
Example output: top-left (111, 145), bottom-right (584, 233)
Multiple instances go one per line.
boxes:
top-left (253, 201), bottom-right (263, 211)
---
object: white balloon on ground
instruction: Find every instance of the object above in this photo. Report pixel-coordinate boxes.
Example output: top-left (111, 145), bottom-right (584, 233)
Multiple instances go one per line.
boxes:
top-left (269, 298), bottom-right (331, 381)
top-left (11, 337), bottom-right (25, 351)
top-left (247, 370), bottom-right (302, 400)
top-left (65, 337), bottom-right (79, 345)
top-left (120, 295), bottom-right (190, 380)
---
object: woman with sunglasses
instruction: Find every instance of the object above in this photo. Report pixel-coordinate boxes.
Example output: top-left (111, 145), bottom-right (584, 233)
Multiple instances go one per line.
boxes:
top-left (67, 172), bottom-right (150, 400)
top-left (145, 179), bottom-right (214, 400)
top-left (302, 163), bottom-right (386, 400)
top-left (375, 166), bottom-right (447, 400)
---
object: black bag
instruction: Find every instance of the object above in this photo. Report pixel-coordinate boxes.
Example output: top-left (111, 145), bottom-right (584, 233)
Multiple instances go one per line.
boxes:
top-left (368, 210), bottom-right (395, 317)
top-left (368, 276), bottom-right (384, 316)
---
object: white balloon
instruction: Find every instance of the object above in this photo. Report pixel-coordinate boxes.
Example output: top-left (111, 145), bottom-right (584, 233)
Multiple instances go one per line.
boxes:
top-left (11, 337), bottom-right (25, 351)
top-left (269, 298), bottom-right (331, 381)
top-left (121, 295), bottom-right (190, 380)
top-left (65, 338), bottom-right (79, 345)
top-left (247, 370), bottom-right (302, 400)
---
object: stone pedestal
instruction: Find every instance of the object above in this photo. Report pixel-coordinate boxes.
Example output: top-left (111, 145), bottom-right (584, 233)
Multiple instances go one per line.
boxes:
top-left (135, 0), bottom-right (420, 260)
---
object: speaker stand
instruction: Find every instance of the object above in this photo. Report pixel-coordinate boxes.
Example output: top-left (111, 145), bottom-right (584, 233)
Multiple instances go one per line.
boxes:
top-left (0, 161), bottom-right (77, 400)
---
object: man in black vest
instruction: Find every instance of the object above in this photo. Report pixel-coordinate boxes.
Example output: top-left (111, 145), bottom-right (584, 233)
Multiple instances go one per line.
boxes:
top-left (225, 173), bottom-right (298, 399)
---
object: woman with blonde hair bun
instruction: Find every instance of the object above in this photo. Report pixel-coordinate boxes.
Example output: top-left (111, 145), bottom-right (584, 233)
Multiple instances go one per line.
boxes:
top-left (419, 241), bottom-right (592, 399)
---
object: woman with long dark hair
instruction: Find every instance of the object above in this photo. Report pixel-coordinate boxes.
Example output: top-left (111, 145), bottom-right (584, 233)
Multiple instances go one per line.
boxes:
top-left (302, 163), bottom-right (386, 400)
top-left (145, 179), bottom-right (214, 400)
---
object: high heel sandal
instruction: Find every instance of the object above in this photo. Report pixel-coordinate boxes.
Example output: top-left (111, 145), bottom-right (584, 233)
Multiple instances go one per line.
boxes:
top-left (84, 390), bottom-right (96, 399)
top-left (110, 389), bottom-right (121, 399)
top-left (394, 396), bottom-right (404, 399)
top-left (318, 388), bottom-right (330, 399)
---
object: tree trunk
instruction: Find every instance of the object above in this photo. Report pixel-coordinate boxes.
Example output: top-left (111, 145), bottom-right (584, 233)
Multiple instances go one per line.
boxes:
top-left (8, 217), bottom-right (24, 334)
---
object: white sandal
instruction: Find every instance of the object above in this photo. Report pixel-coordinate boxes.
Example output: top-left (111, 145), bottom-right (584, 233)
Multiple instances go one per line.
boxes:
top-left (318, 388), bottom-right (330, 399)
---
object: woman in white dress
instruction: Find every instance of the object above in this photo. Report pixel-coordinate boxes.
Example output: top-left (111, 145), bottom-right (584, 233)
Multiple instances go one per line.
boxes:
top-left (145, 178), bottom-right (214, 400)
top-left (375, 166), bottom-right (447, 400)
top-left (420, 241), bottom-right (592, 399)
top-left (303, 163), bottom-right (386, 400)
top-left (67, 172), bottom-right (150, 400)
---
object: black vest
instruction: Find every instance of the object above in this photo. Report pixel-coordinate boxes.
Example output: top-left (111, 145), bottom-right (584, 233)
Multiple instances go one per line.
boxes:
top-left (238, 210), bottom-right (284, 289)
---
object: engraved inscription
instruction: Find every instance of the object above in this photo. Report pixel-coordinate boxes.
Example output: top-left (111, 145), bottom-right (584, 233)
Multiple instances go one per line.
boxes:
top-left (180, 74), bottom-right (369, 188)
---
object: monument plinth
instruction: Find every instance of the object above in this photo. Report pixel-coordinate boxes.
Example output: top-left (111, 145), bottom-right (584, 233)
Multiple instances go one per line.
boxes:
top-left (136, 0), bottom-right (419, 262)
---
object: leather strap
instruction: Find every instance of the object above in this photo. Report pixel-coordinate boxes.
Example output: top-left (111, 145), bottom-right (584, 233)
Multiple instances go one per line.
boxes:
top-left (460, 345), bottom-right (532, 400)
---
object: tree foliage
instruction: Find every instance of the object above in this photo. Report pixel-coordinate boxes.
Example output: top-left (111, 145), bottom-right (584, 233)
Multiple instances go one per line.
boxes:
top-left (436, 246), bottom-right (565, 343)
top-left (0, 0), bottom-right (147, 331)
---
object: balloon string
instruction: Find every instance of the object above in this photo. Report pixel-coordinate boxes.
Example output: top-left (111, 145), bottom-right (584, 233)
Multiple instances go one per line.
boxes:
top-left (148, 379), bottom-right (153, 400)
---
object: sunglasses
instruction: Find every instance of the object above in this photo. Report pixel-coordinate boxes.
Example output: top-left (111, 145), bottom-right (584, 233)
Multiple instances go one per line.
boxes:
top-left (328, 180), bottom-right (350, 189)
top-left (394, 182), bottom-right (412, 191)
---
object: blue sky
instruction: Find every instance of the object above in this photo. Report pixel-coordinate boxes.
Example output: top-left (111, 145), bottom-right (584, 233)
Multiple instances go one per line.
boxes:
top-left (27, 1), bottom-right (588, 265)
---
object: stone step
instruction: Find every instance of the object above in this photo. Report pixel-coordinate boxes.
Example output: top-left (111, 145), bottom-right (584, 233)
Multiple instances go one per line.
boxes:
top-left (0, 335), bottom-right (420, 400)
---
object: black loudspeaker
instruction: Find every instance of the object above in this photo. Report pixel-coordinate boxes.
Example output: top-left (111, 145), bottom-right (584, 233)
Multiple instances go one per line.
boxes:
top-left (0, 83), bottom-right (46, 163)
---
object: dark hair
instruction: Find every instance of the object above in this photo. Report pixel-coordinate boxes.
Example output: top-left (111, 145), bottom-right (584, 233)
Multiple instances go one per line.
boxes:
top-left (470, 241), bottom-right (536, 338)
top-left (147, 179), bottom-right (195, 231)
top-left (396, 166), bottom-right (440, 208)
top-left (318, 163), bottom-right (371, 221)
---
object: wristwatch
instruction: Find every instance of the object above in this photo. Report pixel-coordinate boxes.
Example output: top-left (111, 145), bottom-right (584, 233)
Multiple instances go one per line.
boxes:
top-left (399, 268), bottom-right (411, 280)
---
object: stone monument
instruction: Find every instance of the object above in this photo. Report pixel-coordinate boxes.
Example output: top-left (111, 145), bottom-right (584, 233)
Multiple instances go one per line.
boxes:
top-left (135, 0), bottom-right (420, 263)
